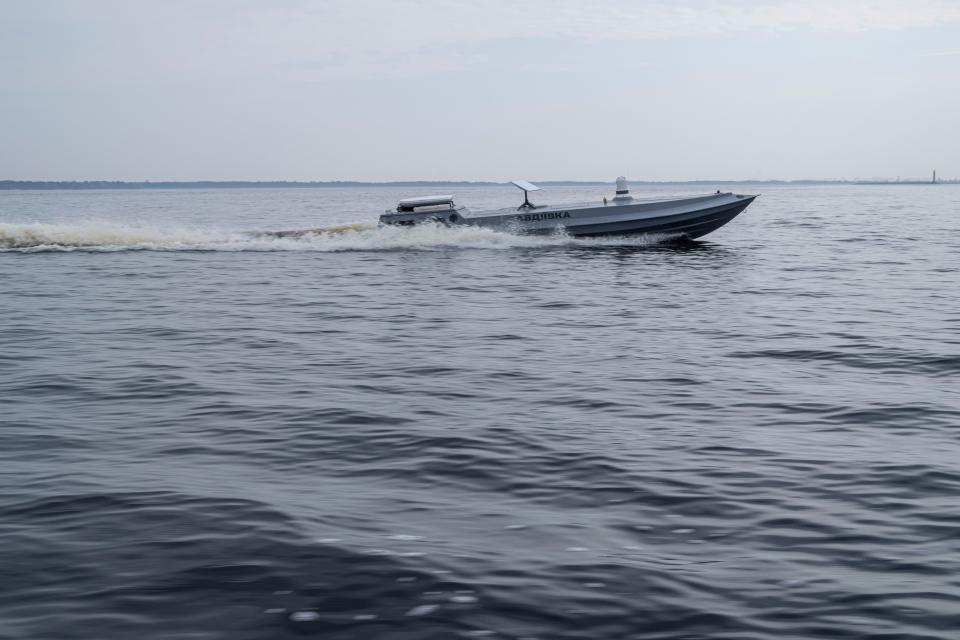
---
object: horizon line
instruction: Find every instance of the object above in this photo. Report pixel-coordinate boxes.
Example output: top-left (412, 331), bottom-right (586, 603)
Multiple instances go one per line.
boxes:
top-left (0, 178), bottom-right (954, 190)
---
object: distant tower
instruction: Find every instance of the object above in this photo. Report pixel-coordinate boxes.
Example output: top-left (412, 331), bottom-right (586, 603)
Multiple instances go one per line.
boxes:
top-left (933, 169), bottom-right (937, 184)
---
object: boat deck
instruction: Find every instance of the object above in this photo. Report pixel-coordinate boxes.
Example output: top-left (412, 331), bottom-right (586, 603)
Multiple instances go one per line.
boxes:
top-left (461, 193), bottom-right (732, 219)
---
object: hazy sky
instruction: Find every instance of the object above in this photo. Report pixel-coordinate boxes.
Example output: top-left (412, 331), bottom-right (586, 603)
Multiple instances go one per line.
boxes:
top-left (2, 0), bottom-right (958, 181)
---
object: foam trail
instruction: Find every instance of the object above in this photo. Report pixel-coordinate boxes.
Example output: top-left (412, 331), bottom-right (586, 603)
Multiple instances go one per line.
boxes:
top-left (251, 222), bottom-right (374, 238)
top-left (0, 221), bottom-right (674, 253)
top-left (0, 222), bottom-right (254, 252)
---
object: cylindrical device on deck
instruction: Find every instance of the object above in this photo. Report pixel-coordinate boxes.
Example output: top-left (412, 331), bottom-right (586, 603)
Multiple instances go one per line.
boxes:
top-left (614, 176), bottom-right (632, 200)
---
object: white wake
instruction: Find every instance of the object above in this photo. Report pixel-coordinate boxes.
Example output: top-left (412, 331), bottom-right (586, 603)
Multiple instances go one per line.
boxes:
top-left (0, 221), bottom-right (674, 253)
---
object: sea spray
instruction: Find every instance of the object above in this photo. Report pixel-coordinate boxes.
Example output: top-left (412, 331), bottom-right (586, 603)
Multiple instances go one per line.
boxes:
top-left (0, 220), bottom-right (672, 253)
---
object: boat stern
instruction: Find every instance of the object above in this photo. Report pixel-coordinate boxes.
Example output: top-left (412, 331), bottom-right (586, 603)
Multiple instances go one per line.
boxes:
top-left (380, 195), bottom-right (465, 226)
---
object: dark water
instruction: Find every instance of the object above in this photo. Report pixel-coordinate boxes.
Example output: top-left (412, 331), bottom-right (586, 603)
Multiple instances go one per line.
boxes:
top-left (1, 184), bottom-right (959, 640)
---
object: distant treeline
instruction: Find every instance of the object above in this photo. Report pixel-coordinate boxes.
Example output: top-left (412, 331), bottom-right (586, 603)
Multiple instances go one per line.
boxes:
top-left (0, 180), bottom-right (493, 190)
top-left (1, 179), bottom-right (955, 190)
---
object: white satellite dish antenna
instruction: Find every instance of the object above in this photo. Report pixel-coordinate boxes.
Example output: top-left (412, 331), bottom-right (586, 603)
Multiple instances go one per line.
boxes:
top-left (510, 180), bottom-right (542, 209)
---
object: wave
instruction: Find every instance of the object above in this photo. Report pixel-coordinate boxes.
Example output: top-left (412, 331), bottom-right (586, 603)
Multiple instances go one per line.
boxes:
top-left (0, 221), bottom-right (675, 253)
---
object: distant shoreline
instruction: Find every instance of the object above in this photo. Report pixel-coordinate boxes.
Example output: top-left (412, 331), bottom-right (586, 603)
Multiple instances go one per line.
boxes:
top-left (0, 179), bottom-right (954, 191)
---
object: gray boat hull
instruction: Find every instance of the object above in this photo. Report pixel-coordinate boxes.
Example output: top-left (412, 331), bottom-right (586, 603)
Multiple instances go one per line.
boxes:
top-left (459, 192), bottom-right (757, 240)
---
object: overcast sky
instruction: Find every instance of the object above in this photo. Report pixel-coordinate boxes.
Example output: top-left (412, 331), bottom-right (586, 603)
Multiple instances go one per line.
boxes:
top-left (2, 0), bottom-right (958, 181)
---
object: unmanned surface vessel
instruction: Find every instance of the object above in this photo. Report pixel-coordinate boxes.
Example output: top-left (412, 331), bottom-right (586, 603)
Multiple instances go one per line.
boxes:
top-left (380, 178), bottom-right (757, 240)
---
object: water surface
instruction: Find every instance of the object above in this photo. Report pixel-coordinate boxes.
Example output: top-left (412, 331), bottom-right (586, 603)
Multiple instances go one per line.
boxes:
top-left (1, 184), bottom-right (958, 639)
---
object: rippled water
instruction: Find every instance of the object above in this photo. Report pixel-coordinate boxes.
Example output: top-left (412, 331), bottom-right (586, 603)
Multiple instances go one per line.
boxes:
top-left (1, 184), bottom-right (959, 639)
